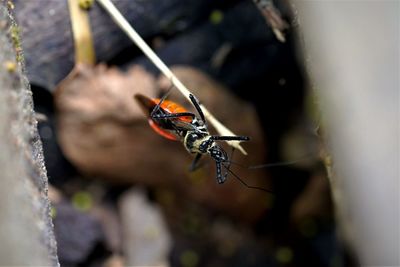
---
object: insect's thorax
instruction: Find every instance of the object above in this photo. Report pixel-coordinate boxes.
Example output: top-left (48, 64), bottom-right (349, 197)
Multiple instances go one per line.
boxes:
top-left (183, 130), bottom-right (214, 154)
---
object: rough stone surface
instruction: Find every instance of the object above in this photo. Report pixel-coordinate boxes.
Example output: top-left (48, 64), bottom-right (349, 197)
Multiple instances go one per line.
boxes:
top-left (119, 188), bottom-right (171, 266)
top-left (53, 201), bottom-right (104, 265)
top-left (0, 2), bottom-right (58, 265)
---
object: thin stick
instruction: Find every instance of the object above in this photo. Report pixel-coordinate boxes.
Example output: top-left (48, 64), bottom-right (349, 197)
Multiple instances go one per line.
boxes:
top-left (96, 0), bottom-right (247, 155)
top-left (68, 0), bottom-right (96, 65)
top-left (252, 0), bottom-right (289, 43)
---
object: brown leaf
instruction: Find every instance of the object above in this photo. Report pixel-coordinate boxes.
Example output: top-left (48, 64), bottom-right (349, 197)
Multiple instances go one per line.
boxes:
top-left (55, 64), bottom-right (271, 222)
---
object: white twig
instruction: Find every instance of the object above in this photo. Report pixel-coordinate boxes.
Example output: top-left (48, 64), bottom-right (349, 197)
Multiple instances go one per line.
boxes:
top-left (96, 0), bottom-right (247, 155)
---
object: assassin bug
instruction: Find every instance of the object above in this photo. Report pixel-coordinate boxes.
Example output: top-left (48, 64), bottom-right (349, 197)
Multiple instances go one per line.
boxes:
top-left (134, 92), bottom-right (264, 187)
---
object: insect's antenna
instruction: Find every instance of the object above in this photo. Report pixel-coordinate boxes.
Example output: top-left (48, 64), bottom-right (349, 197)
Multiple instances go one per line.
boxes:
top-left (249, 155), bottom-right (314, 169)
top-left (222, 160), bottom-right (247, 168)
top-left (229, 146), bottom-right (235, 160)
top-left (222, 164), bottom-right (273, 193)
top-left (151, 84), bottom-right (175, 117)
top-left (222, 156), bottom-right (312, 169)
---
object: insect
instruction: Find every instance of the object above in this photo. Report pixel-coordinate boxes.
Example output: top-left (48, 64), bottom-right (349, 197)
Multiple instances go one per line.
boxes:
top-left (134, 92), bottom-right (255, 186)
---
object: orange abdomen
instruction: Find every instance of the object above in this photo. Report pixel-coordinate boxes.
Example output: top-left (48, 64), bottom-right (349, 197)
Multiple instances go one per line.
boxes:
top-left (152, 98), bottom-right (192, 123)
top-left (134, 94), bottom-right (192, 141)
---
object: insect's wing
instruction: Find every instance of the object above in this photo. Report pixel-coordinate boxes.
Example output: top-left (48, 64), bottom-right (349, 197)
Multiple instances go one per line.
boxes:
top-left (134, 93), bottom-right (190, 140)
top-left (171, 119), bottom-right (196, 132)
top-left (134, 93), bottom-right (156, 116)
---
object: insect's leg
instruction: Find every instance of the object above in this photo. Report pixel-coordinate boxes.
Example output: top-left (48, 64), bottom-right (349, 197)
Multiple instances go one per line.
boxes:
top-left (189, 153), bottom-right (202, 172)
top-left (222, 147), bottom-right (235, 180)
top-left (151, 85), bottom-right (175, 117)
top-left (211, 135), bottom-right (250, 142)
top-left (216, 161), bottom-right (226, 184)
top-left (222, 165), bottom-right (273, 193)
top-left (188, 94), bottom-right (206, 124)
top-left (152, 112), bottom-right (197, 120)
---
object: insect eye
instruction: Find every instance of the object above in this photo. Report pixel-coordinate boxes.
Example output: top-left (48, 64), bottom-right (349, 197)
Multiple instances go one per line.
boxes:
top-left (187, 133), bottom-right (199, 143)
top-left (190, 133), bottom-right (198, 139)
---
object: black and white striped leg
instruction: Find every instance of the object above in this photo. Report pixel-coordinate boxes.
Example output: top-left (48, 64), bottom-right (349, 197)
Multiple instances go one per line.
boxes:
top-left (211, 135), bottom-right (250, 142)
top-left (188, 94), bottom-right (206, 123)
top-left (216, 161), bottom-right (226, 184)
top-left (152, 112), bottom-right (197, 120)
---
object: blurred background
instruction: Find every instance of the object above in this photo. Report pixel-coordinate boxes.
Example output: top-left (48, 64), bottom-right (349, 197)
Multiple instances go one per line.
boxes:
top-left (11, 0), bottom-right (395, 266)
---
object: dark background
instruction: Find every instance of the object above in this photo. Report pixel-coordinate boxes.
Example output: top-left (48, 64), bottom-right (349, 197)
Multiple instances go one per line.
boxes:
top-left (14, 0), bottom-right (354, 266)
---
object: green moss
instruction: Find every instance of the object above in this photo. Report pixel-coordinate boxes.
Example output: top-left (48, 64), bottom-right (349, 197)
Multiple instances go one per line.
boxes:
top-left (72, 191), bottom-right (93, 212)
top-left (209, 10), bottom-right (224, 25)
top-left (299, 218), bottom-right (318, 238)
top-left (9, 24), bottom-right (23, 63)
top-left (3, 60), bottom-right (16, 72)
top-left (78, 0), bottom-right (94, 10)
top-left (7, 0), bottom-right (15, 10)
top-left (180, 249), bottom-right (199, 267)
top-left (276, 247), bottom-right (293, 264)
top-left (50, 206), bottom-right (57, 219)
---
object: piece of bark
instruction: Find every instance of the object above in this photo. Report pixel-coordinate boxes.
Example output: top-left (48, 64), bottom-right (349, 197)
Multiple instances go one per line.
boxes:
top-left (0, 2), bottom-right (58, 266)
